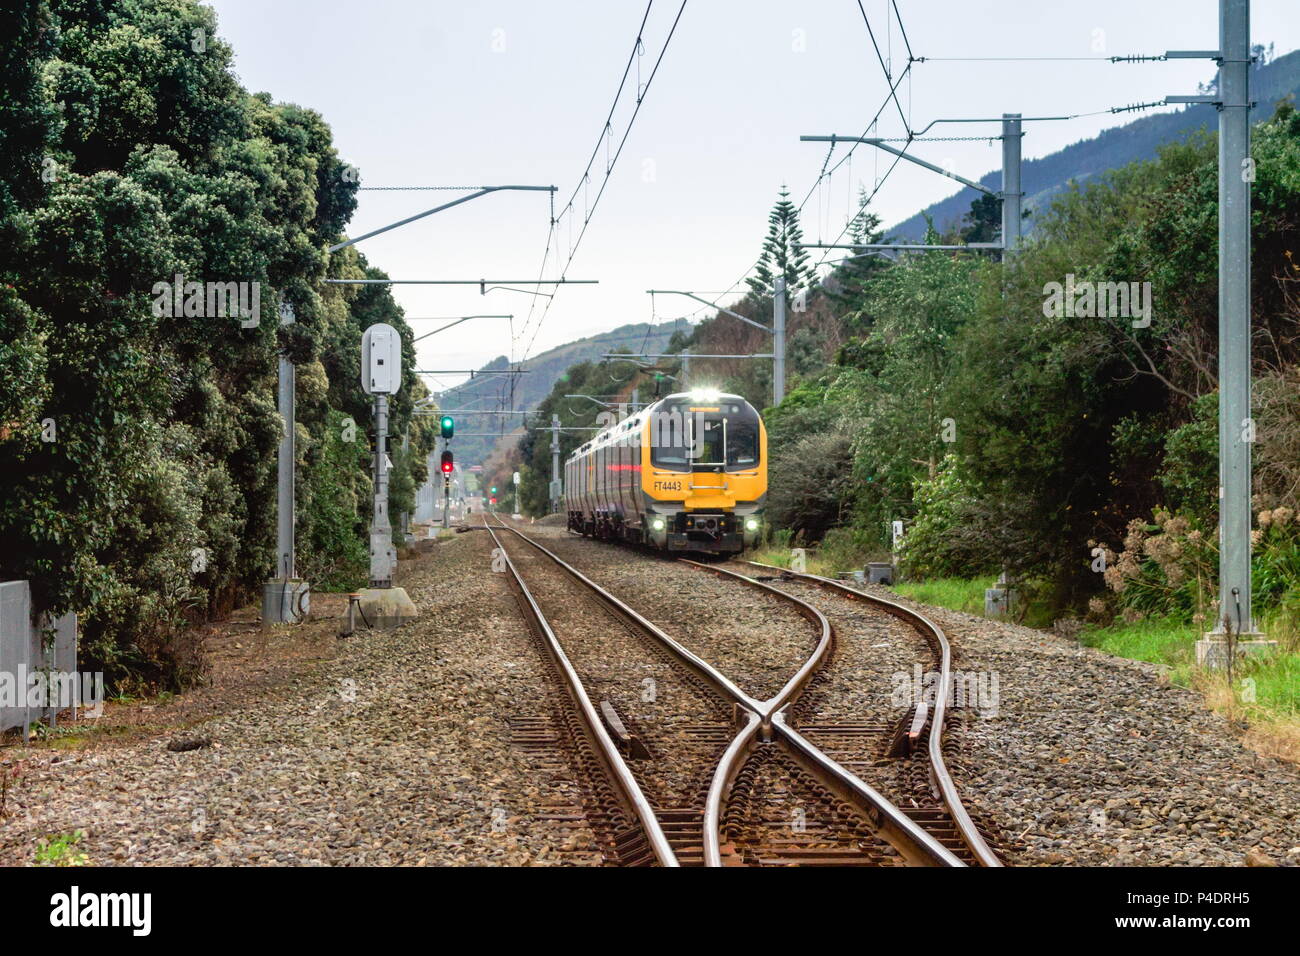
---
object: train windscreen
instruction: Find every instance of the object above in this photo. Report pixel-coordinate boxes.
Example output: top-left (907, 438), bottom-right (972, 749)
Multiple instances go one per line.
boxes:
top-left (650, 401), bottom-right (760, 473)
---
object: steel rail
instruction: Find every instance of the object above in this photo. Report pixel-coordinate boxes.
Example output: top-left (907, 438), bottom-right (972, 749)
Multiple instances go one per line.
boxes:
top-left (498, 518), bottom-right (961, 867)
top-left (481, 518), bottom-right (679, 866)
top-left (702, 711), bottom-right (763, 867)
top-left (680, 558), bottom-right (966, 868)
top-left (743, 560), bottom-right (1004, 868)
top-left (490, 518), bottom-right (761, 867)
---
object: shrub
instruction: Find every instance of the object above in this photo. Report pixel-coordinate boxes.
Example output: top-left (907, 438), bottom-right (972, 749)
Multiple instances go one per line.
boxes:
top-left (1103, 506), bottom-right (1300, 625)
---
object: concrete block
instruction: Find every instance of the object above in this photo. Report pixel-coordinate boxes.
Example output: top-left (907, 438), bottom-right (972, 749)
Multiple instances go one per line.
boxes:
top-left (1, 580), bottom-right (33, 734)
top-left (1196, 635), bottom-right (1276, 670)
top-left (866, 562), bottom-right (893, 585)
top-left (356, 587), bottom-right (419, 630)
top-left (984, 587), bottom-right (1018, 619)
top-left (1, 582), bottom-right (80, 733)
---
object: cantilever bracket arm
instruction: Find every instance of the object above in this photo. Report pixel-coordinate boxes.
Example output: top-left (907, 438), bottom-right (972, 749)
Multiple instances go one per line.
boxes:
top-left (412, 314), bottom-right (512, 344)
top-left (646, 290), bottom-right (772, 333)
top-left (800, 136), bottom-right (997, 197)
top-left (328, 185), bottom-right (556, 253)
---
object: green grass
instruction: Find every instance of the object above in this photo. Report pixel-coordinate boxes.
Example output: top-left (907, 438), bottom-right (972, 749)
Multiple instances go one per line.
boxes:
top-left (894, 577), bottom-right (995, 616)
top-left (1079, 616), bottom-right (1198, 668)
top-left (35, 830), bottom-right (90, 867)
top-left (1079, 615), bottom-right (1300, 714)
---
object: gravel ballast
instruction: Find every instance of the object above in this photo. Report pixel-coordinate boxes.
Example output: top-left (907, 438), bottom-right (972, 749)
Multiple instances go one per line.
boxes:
top-left (0, 530), bottom-right (601, 866)
top-left (855, 583), bottom-right (1300, 867)
top-left (7, 519), bottom-right (1299, 867)
top-left (529, 527), bottom-right (818, 700)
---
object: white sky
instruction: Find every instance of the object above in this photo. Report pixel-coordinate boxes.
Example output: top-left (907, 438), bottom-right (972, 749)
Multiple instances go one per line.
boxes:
top-left (207, 0), bottom-right (1300, 391)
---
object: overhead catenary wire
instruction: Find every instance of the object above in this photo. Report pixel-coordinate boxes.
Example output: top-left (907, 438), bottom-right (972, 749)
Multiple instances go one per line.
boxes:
top-left (795, 0), bottom-right (916, 219)
top-left (517, 0), bottom-right (689, 367)
top-left (857, 0), bottom-right (911, 136)
top-left (512, 1), bottom-right (658, 361)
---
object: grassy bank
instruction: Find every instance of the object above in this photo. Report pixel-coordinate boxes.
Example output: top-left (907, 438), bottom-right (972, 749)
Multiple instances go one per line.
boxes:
top-left (1084, 615), bottom-right (1300, 762)
top-left (885, 573), bottom-right (1300, 762)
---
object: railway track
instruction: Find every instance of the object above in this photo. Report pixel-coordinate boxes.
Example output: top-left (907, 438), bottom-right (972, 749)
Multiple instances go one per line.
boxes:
top-left (714, 559), bottom-right (1006, 867)
top-left (487, 515), bottom-right (996, 867)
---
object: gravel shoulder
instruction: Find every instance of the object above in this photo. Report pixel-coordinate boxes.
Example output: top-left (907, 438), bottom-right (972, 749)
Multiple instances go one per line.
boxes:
top-left (0, 529), bottom-right (601, 866)
top-left (856, 582), bottom-right (1300, 867)
top-left (10, 518), bottom-right (1297, 868)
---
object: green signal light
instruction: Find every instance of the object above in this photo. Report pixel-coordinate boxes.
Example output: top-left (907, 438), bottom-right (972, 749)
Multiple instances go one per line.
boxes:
top-left (439, 416), bottom-right (454, 439)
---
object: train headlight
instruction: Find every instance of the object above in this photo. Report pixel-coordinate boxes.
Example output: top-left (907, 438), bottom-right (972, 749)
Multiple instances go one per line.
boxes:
top-left (745, 518), bottom-right (759, 532)
top-left (652, 518), bottom-right (666, 531)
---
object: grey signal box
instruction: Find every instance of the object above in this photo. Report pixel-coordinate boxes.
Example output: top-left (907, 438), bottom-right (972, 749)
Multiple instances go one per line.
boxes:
top-left (362, 323), bottom-right (402, 395)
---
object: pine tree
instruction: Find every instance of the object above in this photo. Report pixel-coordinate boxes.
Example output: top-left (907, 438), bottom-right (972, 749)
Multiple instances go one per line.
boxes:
top-left (746, 186), bottom-right (818, 300)
top-left (826, 186), bottom-right (888, 311)
top-left (960, 194), bottom-right (1001, 245)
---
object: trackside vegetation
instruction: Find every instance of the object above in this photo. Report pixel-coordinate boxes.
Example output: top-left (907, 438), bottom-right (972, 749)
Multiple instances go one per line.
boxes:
top-left (0, 1), bottom-right (435, 690)
top-left (517, 101), bottom-right (1300, 727)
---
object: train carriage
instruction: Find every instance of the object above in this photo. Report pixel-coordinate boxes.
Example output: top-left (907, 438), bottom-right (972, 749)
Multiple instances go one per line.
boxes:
top-left (565, 389), bottom-right (767, 554)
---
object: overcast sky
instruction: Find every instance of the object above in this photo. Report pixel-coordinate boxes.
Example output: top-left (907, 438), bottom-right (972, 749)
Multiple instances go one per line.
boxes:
top-left (207, 0), bottom-right (1300, 392)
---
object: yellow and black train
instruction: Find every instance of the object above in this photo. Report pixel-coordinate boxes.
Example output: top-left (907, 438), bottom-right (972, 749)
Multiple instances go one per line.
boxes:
top-left (565, 389), bottom-right (767, 554)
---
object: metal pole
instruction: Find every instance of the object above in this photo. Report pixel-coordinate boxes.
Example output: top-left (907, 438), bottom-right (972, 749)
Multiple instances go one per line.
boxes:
top-left (773, 276), bottom-right (787, 405)
top-left (276, 352), bottom-right (295, 579)
top-left (550, 414), bottom-right (561, 515)
top-left (370, 394), bottom-right (394, 587)
top-left (399, 429), bottom-right (410, 538)
top-left (681, 348), bottom-right (689, 388)
top-left (1001, 114), bottom-right (1023, 252)
top-left (1216, 0), bottom-right (1254, 635)
top-left (442, 471), bottom-right (450, 529)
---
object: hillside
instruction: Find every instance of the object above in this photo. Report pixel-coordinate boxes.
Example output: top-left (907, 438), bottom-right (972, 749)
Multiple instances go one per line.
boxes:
top-left (888, 48), bottom-right (1300, 240)
top-left (437, 318), bottom-right (691, 466)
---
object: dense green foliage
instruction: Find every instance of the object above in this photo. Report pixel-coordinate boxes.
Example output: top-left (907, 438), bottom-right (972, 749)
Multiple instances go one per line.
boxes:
top-left (517, 101), bottom-right (1300, 631)
top-left (0, 0), bottom-right (433, 689)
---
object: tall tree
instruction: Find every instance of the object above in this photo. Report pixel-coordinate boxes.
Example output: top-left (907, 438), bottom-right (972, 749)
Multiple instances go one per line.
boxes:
top-left (746, 186), bottom-right (817, 300)
top-left (825, 186), bottom-right (889, 313)
top-left (960, 194), bottom-right (1002, 245)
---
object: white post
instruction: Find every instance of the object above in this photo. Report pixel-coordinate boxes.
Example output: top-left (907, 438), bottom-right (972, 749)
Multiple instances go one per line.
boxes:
top-left (370, 394), bottom-right (395, 587)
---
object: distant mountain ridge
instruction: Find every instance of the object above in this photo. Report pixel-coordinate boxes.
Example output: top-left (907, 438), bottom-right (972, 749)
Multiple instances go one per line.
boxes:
top-left (438, 318), bottom-right (691, 466)
top-left (887, 48), bottom-right (1300, 240)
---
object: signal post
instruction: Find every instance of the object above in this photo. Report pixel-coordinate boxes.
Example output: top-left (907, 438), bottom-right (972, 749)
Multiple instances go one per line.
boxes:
top-left (356, 323), bottom-right (419, 629)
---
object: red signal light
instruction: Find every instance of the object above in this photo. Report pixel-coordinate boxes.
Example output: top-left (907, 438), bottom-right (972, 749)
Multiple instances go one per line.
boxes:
top-left (440, 450), bottom-right (454, 474)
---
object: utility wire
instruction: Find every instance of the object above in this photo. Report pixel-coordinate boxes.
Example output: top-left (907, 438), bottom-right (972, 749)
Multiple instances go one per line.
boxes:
top-left (857, 0), bottom-right (911, 135)
top-left (796, 0), bottom-right (916, 218)
top-left (515, 1), bottom-right (656, 359)
top-left (890, 0), bottom-right (914, 62)
top-left (518, 0), bottom-right (689, 366)
top-left (915, 55), bottom-right (1171, 63)
top-left (513, 3), bottom-right (656, 366)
